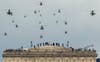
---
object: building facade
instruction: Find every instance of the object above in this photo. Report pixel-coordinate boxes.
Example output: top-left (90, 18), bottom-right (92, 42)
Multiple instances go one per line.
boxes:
top-left (2, 42), bottom-right (97, 62)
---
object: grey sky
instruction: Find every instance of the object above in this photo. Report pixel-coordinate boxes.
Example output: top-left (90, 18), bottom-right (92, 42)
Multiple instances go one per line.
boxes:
top-left (0, 0), bottom-right (100, 61)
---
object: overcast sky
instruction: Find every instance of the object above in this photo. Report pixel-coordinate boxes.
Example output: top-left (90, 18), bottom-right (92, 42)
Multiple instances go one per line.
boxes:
top-left (0, 0), bottom-right (100, 61)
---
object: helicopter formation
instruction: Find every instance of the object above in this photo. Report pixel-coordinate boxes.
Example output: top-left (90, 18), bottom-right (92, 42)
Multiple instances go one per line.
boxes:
top-left (2, 1), bottom-right (96, 40)
top-left (6, 9), bottom-right (96, 17)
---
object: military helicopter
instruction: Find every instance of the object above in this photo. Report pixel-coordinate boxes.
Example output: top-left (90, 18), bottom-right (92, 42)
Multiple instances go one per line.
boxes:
top-left (58, 9), bottom-right (61, 13)
top-left (90, 10), bottom-right (96, 16)
top-left (40, 25), bottom-right (44, 30)
top-left (7, 9), bottom-right (13, 16)
top-left (40, 2), bottom-right (43, 6)
top-left (24, 15), bottom-right (27, 18)
top-left (15, 24), bottom-right (18, 28)
top-left (34, 10), bottom-right (37, 14)
top-left (4, 32), bottom-right (7, 36)
top-left (64, 21), bottom-right (67, 25)
top-left (12, 20), bottom-right (15, 23)
top-left (40, 35), bottom-right (43, 39)
top-left (65, 31), bottom-right (67, 34)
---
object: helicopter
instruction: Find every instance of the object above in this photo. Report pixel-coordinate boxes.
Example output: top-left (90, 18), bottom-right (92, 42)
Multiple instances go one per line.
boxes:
top-left (4, 32), bottom-right (7, 36)
top-left (40, 25), bottom-right (44, 30)
top-left (15, 24), bottom-right (18, 28)
top-left (40, 35), bottom-right (43, 39)
top-left (90, 10), bottom-right (96, 16)
top-left (40, 2), bottom-right (43, 6)
top-left (7, 9), bottom-right (13, 16)
top-left (58, 9), bottom-right (61, 13)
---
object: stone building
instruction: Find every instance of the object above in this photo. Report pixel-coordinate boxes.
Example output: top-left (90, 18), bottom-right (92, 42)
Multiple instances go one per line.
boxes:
top-left (2, 42), bottom-right (97, 62)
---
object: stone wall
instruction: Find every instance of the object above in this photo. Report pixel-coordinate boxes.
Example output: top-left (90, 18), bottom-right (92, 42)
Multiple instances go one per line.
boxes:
top-left (3, 57), bottom-right (96, 62)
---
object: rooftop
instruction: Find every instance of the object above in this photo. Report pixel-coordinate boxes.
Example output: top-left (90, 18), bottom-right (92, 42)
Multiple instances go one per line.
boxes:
top-left (3, 42), bottom-right (97, 57)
